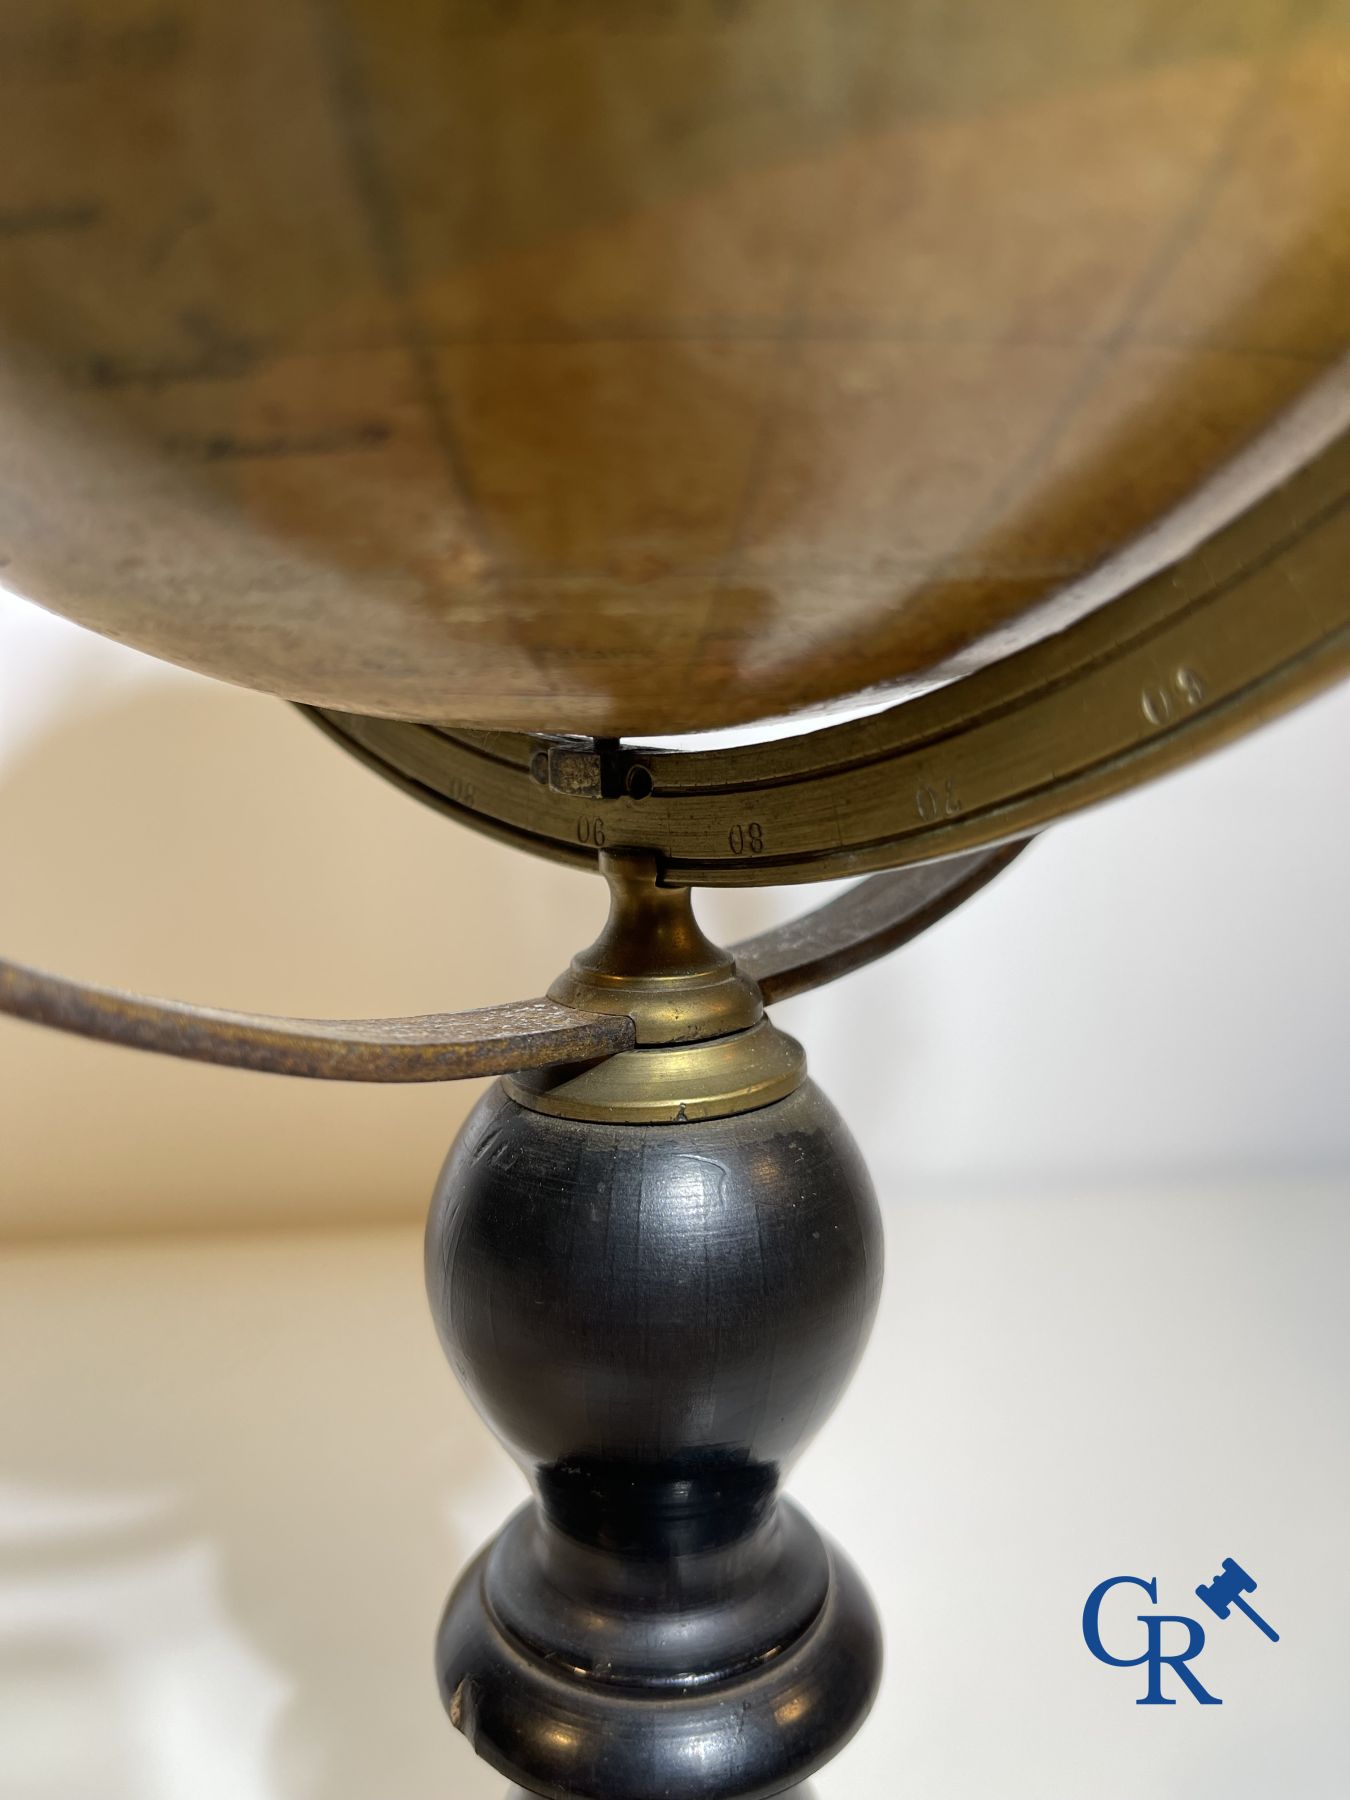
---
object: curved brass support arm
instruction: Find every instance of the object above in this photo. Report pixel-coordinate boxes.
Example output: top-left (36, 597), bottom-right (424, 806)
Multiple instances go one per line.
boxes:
top-left (734, 841), bottom-right (1028, 1004)
top-left (0, 844), bottom-right (1024, 1081)
top-left (0, 957), bottom-right (635, 1082)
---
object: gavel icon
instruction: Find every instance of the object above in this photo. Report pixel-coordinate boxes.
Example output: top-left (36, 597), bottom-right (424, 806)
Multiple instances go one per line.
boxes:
top-left (1195, 1559), bottom-right (1280, 1642)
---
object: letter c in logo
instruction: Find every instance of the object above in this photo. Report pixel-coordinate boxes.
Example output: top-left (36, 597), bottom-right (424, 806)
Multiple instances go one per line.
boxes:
top-left (1082, 1575), bottom-right (1157, 1667)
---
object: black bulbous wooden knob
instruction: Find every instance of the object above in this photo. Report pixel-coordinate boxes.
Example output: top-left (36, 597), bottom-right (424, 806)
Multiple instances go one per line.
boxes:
top-left (427, 1079), bottom-right (884, 1800)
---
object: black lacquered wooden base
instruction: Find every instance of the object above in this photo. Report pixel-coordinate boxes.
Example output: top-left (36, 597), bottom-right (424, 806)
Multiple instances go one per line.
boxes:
top-left (506, 1785), bottom-right (823, 1799)
top-left (427, 1080), bottom-right (884, 1799)
top-left (443, 1505), bottom-right (879, 1799)
top-left (506, 1790), bottom-right (821, 1800)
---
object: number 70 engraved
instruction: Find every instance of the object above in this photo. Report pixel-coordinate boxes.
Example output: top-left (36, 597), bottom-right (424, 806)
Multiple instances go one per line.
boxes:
top-left (914, 778), bottom-right (961, 822)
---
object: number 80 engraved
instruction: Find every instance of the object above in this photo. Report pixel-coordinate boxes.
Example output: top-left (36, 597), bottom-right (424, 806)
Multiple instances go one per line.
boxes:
top-left (1141, 666), bottom-right (1205, 727)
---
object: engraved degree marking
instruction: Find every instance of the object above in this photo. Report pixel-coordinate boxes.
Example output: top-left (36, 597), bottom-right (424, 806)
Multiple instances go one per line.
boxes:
top-left (1140, 666), bottom-right (1206, 727)
top-left (914, 779), bottom-right (961, 823)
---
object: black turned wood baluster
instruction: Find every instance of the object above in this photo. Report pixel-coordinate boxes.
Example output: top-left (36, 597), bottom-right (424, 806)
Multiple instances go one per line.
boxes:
top-left (425, 859), bottom-right (885, 1800)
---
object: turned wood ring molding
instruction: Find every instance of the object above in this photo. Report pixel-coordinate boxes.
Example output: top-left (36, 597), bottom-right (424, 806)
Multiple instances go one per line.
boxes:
top-left (0, 844), bottom-right (1025, 1082)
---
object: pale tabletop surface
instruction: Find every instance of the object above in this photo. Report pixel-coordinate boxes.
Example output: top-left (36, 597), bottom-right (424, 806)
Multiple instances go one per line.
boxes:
top-left (3, 1184), bottom-right (1346, 1800)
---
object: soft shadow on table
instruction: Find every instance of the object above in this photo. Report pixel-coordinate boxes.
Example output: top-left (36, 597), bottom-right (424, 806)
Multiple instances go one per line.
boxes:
top-left (0, 1229), bottom-right (522, 1800)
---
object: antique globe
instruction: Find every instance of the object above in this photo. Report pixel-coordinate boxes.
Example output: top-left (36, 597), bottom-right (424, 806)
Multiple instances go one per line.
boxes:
top-left (1, 4), bottom-right (1346, 1796)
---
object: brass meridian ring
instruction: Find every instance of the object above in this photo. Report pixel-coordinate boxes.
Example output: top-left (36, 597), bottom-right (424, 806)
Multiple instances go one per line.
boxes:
top-left (306, 414), bottom-right (1350, 888)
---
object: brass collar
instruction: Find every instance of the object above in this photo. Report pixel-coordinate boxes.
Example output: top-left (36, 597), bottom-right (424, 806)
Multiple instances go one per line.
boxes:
top-left (507, 852), bottom-right (805, 1124)
top-left (544, 851), bottom-right (763, 1045)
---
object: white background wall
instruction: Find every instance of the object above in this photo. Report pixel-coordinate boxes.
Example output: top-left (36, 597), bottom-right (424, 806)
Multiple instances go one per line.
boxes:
top-left (730, 678), bottom-right (1350, 1195)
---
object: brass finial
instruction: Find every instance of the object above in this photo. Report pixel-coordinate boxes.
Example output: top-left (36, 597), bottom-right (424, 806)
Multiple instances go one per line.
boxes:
top-left (505, 852), bottom-right (805, 1124)
top-left (545, 851), bottom-right (763, 1046)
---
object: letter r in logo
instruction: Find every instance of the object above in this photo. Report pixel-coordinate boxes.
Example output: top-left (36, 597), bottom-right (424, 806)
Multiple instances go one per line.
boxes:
top-left (1082, 1575), bottom-right (1221, 1706)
